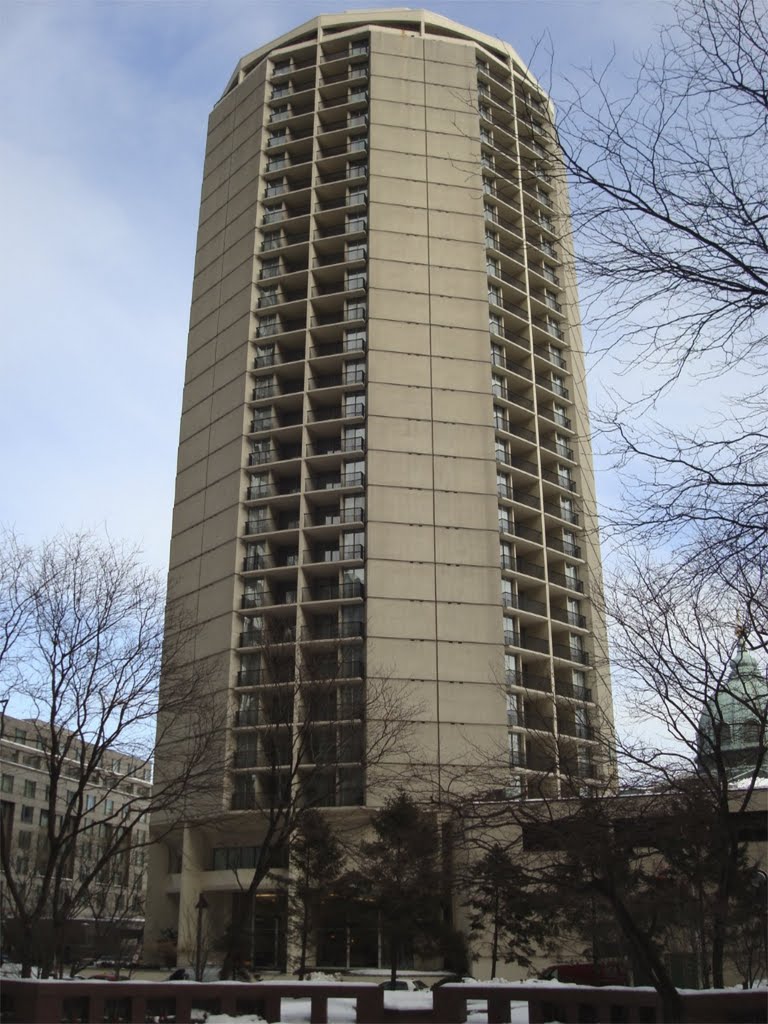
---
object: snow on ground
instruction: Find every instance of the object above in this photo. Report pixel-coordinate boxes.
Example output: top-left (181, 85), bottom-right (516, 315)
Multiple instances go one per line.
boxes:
top-left (189, 996), bottom-right (530, 1024)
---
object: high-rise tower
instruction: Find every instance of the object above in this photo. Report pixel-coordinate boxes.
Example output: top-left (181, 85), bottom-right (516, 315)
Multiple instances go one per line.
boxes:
top-left (146, 8), bottom-right (613, 970)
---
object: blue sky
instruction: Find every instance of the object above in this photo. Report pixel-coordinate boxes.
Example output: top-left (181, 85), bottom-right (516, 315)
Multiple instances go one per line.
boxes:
top-left (0, 0), bottom-right (683, 571)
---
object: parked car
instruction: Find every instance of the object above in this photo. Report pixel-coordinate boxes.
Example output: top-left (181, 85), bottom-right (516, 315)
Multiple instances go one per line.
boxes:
top-left (539, 963), bottom-right (630, 986)
top-left (431, 974), bottom-right (468, 990)
top-left (378, 979), bottom-right (428, 991)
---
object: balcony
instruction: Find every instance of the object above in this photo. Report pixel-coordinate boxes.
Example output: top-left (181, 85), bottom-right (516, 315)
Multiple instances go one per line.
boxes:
top-left (500, 591), bottom-right (547, 616)
top-left (505, 668), bottom-right (552, 693)
top-left (492, 353), bottom-right (532, 380)
top-left (302, 620), bottom-right (365, 641)
top-left (312, 399), bottom-right (366, 424)
top-left (307, 471), bottom-right (366, 491)
top-left (547, 536), bottom-right (581, 559)
top-left (247, 444), bottom-right (301, 467)
top-left (539, 408), bottom-right (572, 432)
top-left (536, 374), bottom-right (569, 399)
top-left (309, 368), bottom-right (366, 390)
top-left (494, 391), bottom-right (534, 414)
top-left (548, 569), bottom-right (584, 593)
top-left (302, 580), bottom-right (365, 601)
top-left (305, 543), bottom-right (365, 564)
top-left (540, 437), bottom-right (574, 462)
top-left (541, 467), bottom-right (576, 493)
top-left (304, 507), bottom-right (365, 529)
top-left (551, 606), bottom-right (587, 630)
top-left (236, 669), bottom-right (264, 687)
top-left (552, 643), bottom-right (589, 666)
top-left (306, 437), bottom-right (365, 457)
top-left (543, 501), bottom-right (579, 525)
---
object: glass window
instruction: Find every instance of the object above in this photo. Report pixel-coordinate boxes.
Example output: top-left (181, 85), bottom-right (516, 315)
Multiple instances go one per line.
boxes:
top-left (21, 805), bottom-right (34, 823)
top-left (23, 780), bottom-right (35, 798)
top-left (1, 774), bottom-right (13, 794)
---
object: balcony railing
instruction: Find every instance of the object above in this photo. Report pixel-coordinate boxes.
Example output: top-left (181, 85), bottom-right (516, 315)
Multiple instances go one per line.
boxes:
top-left (302, 580), bottom-right (364, 601)
top-left (306, 544), bottom-right (365, 564)
top-left (309, 370), bottom-right (366, 390)
top-left (506, 668), bottom-right (552, 692)
top-left (552, 643), bottom-right (589, 665)
top-left (543, 501), bottom-right (579, 525)
top-left (548, 570), bottom-right (584, 593)
top-left (304, 507), bottom-right (365, 527)
top-left (307, 471), bottom-right (366, 491)
top-left (302, 621), bottom-right (365, 640)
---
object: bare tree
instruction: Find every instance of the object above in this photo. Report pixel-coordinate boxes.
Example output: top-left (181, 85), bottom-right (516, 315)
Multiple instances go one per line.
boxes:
top-left (218, 628), bottom-right (418, 976)
top-left (550, 0), bottom-right (768, 554)
top-left (607, 537), bottom-right (767, 988)
top-left (0, 529), bottom-right (224, 977)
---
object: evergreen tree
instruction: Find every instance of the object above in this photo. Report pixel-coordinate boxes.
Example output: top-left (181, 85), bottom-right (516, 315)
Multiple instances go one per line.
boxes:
top-left (360, 791), bottom-right (443, 986)
top-left (464, 844), bottom-right (548, 978)
top-left (289, 810), bottom-right (343, 978)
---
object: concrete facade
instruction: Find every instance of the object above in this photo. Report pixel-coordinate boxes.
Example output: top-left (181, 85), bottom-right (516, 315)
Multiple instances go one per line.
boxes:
top-left (146, 10), bottom-right (613, 971)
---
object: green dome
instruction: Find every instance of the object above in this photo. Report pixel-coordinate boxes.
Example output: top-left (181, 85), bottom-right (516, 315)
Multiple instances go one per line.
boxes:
top-left (698, 645), bottom-right (767, 774)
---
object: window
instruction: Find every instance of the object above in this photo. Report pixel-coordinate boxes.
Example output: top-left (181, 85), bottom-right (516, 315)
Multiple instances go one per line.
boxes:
top-left (1, 775), bottom-right (13, 794)
top-left (500, 540), bottom-right (513, 568)
top-left (343, 359), bottom-right (365, 384)
top-left (550, 373), bottom-right (566, 397)
top-left (257, 314), bottom-right (279, 338)
top-left (267, 127), bottom-right (288, 147)
top-left (261, 257), bottom-right (280, 279)
top-left (487, 257), bottom-right (499, 277)
top-left (23, 780), bottom-right (36, 799)
top-left (555, 433), bottom-right (571, 458)
top-left (344, 392), bottom-right (365, 417)
top-left (489, 312), bottom-right (502, 335)
top-left (17, 830), bottom-right (31, 850)
top-left (345, 269), bottom-right (366, 291)
top-left (556, 464), bottom-right (572, 489)
top-left (344, 327), bottom-right (366, 351)
top-left (553, 403), bottom-right (568, 426)
top-left (564, 563), bottom-right (580, 589)
top-left (262, 204), bottom-right (285, 226)
top-left (497, 470), bottom-right (511, 499)
top-left (485, 228), bottom-right (498, 250)
top-left (492, 374), bottom-right (506, 399)
top-left (85, 794), bottom-right (96, 811)
top-left (21, 805), bottom-right (33, 823)
top-left (269, 105), bottom-right (290, 123)
top-left (495, 439), bottom-right (510, 464)
top-left (507, 693), bottom-right (523, 726)
top-left (509, 732), bottom-right (525, 766)
top-left (39, 808), bottom-right (49, 826)
top-left (13, 728), bottom-right (26, 744)
top-left (261, 232), bottom-right (282, 252)
top-left (105, 799), bottom-right (115, 815)
top-left (259, 286), bottom-right (279, 307)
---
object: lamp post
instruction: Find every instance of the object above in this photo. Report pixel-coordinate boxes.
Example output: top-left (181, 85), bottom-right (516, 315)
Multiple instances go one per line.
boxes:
top-left (194, 893), bottom-right (209, 981)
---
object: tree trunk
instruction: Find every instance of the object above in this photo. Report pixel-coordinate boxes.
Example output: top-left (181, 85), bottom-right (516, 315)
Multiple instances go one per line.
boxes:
top-left (491, 890), bottom-right (500, 979)
top-left (603, 885), bottom-right (685, 1023)
top-left (298, 898), bottom-right (309, 980)
top-left (390, 934), bottom-right (398, 987)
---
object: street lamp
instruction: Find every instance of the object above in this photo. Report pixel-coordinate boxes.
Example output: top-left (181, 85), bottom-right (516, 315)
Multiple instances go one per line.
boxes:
top-left (194, 893), bottom-right (209, 981)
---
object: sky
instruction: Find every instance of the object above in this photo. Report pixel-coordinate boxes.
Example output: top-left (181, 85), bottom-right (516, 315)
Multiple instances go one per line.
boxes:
top-left (0, 0), bottom-right (687, 573)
